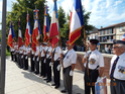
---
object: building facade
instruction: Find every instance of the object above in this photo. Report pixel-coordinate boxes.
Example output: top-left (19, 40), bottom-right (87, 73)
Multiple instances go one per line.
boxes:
top-left (98, 22), bottom-right (125, 53)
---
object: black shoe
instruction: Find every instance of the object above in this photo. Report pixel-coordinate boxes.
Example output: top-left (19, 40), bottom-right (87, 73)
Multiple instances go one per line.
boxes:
top-left (46, 80), bottom-right (51, 83)
top-left (51, 84), bottom-right (56, 86)
top-left (44, 78), bottom-right (48, 80)
top-left (55, 85), bottom-right (60, 89)
top-left (61, 90), bottom-right (67, 93)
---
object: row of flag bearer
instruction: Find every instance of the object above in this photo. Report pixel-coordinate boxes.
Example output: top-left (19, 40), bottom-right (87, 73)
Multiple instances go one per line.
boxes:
top-left (8, 0), bottom-right (83, 94)
top-left (10, 40), bottom-right (77, 94)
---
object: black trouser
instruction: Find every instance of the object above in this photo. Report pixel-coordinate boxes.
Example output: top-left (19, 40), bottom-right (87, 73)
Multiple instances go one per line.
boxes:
top-left (11, 51), bottom-right (14, 61)
top-left (19, 54), bottom-right (24, 68)
top-left (40, 57), bottom-right (46, 77)
top-left (35, 56), bottom-right (39, 74)
top-left (23, 55), bottom-right (28, 70)
top-left (53, 61), bottom-right (60, 86)
top-left (63, 66), bottom-right (72, 94)
top-left (84, 69), bottom-right (99, 94)
top-left (14, 53), bottom-right (17, 62)
top-left (16, 53), bottom-right (20, 67)
top-left (30, 54), bottom-right (35, 72)
top-left (46, 58), bottom-right (52, 81)
top-left (110, 79), bottom-right (125, 94)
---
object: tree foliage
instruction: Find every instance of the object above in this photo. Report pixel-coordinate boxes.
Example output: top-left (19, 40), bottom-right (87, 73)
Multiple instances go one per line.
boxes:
top-left (6, 0), bottom-right (46, 40)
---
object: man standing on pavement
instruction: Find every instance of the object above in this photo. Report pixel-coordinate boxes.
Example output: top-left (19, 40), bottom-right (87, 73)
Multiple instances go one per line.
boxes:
top-left (52, 43), bottom-right (62, 89)
top-left (82, 39), bottom-right (104, 94)
top-left (61, 41), bottom-right (77, 94)
top-left (109, 40), bottom-right (125, 94)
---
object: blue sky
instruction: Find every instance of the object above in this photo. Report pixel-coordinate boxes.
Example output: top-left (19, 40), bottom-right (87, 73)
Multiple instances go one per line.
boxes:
top-left (0, 0), bottom-right (125, 29)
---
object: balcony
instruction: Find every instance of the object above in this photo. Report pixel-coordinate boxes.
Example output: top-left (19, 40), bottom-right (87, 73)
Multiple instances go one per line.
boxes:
top-left (99, 33), bottom-right (115, 37)
top-left (99, 39), bottom-right (114, 44)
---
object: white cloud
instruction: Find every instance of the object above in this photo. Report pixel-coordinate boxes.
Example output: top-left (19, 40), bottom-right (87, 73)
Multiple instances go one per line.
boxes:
top-left (0, 1), bottom-right (3, 12)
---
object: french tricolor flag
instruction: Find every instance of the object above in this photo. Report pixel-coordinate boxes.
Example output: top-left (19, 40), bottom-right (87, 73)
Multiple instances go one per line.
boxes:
top-left (7, 23), bottom-right (15, 48)
top-left (32, 9), bottom-right (40, 51)
top-left (18, 24), bottom-right (24, 48)
top-left (122, 34), bottom-right (125, 41)
top-left (43, 6), bottom-right (50, 42)
top-left (49, 0), bottom-right (59, 46)
top-left (69, 0), bottom-right (84, 45)
top-left (25, 13), bottom-right (31, 46)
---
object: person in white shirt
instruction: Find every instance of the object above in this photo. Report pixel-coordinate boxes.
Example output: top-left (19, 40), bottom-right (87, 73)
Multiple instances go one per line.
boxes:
top-left (109, 40), bottom-right (125, 94)
top-left (45, 42), bottom-right (52, 83)
top-left (19, 45), bottom-right (24, 68)
top-left (30, 46), bottom-right (35, 72)
top-left (40, 42), bottom-right (47, 77)
top-left (61, 41), bottom-right (77, 94)
top-left (34, 42), bottom-right (40, 74)
top-left (82, 39), bottom-right (104, 94)
top-left (52, 43), bottom-right (62, 89)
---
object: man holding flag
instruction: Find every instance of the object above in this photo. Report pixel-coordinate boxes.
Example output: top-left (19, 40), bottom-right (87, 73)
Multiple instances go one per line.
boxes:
top-left (61, 0), bottom-right (83, 93)
top-left (7, 22), bottom-right (15, 61)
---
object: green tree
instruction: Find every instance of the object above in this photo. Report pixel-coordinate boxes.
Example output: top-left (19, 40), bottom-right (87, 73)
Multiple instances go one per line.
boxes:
top-left (6, 0), bottom-right (46, 40)
top-left (58, 7), bottom-right (66, 28)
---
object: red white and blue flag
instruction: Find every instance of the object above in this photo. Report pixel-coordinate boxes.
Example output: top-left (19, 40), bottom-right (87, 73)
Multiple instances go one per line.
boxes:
top-left (25, 13), bottom-right (31, 46)
top-left (95, 77), bottom-right (107, 94)
top-left (69, 0), bottom-right (84, 45)
top-left (49, 0), bottom-right (59, 46)
top-left (122, 34), bottom-right (125, 41)
top-left (43, 6), bottom-right (50, 42)
top-left (32, 9), bottom-right (41, 51)
top-left (18, 21), bottom-right (24, 48)
top-left (7, 22), bottom-right (15, 48)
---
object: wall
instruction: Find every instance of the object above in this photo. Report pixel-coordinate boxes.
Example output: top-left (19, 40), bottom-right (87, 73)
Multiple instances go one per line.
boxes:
top-left (75, 52), bottom-right (113, 78)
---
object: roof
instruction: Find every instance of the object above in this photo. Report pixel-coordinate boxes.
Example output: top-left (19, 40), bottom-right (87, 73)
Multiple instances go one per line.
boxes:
top-left (98, 22), bottom-right (125, 30)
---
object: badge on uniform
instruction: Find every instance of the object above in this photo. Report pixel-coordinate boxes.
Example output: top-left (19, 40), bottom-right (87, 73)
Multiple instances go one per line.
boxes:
top-left (89, 58), bottom-right (96, 64)
top-left (118, 65), bottom-right (125, 74)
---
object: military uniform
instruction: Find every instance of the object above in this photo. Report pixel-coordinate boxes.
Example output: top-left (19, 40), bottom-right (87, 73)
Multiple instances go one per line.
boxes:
top-left (34, 45), bottom-right (40, 74)
top-left (30, 49), bottom-right (35, 72)
top-left (62, 49), bottom-right (77, 94)
top-left (45, 46), bottom-right (52, 82)
top-left (53, 46), bottom-right (62, 88)
top-left (84, 49), bottom-right (104, 94)
top-left (110, 40), bottom-right (125, 94)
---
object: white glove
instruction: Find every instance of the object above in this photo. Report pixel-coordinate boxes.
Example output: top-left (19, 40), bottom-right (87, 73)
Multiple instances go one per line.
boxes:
top-left (49, 62), bottom-right (53, 67)
top-left (44, 59), bottom-right (46, 63)
top-left (21, 55), bottom-right (23, 59)
top-left (25, 56), bottom-right (28, 59)
top-left (37, 57), bottom-right (39, 62)
top-left (33, 57), bottom-right (35, 61)
top-left (69, 70), bottom-right (73, 76)
top-left (57, 64), bottom-right (61, 71)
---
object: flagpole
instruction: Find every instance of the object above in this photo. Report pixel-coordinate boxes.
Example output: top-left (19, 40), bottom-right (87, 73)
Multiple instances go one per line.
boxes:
top-left (0, 0), bottom-right (7, 94)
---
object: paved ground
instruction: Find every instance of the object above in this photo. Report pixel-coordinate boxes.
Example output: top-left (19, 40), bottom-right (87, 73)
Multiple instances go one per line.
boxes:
top-left (5, 57), bottom-right (110, 94)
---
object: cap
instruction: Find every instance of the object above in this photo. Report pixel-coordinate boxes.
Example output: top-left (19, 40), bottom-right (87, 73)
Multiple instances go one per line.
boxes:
top-left (89, 39), bottom-right (99, 45)
top-left (113, 40), bottom-right (125, 45)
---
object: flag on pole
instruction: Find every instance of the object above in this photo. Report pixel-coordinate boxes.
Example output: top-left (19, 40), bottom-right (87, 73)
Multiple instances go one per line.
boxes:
top-left (25, 12), bottom-right (31, 46)
top-left (69, 0), bottom-right (84, 45)
top-left (49, 0), bottom-right (59, 46)
top-left (32, 9), bottom-right (40, 51)
top-left (18, 20), bottom-right (24, 48)
top-left (121, 34), bottom-right (125, 41)
top-left (7, 22), bottom-right (15, 48)
top-left (43, 6), bottom-right (50, 42)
